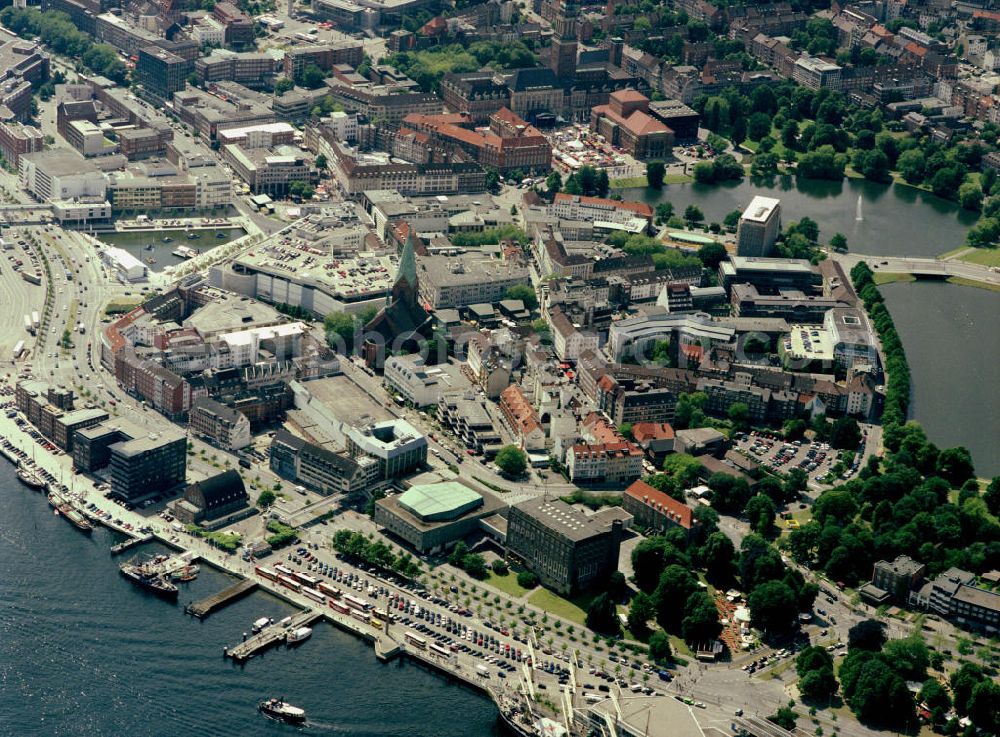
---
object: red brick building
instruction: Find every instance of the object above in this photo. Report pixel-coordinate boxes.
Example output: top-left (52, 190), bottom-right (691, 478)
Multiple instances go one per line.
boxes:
top-left (623, 479), bottom-right (700, 540)
top-left (400, 108), bottom-right (551, 174)
top-left (590, 90), bottom-right (674, 160)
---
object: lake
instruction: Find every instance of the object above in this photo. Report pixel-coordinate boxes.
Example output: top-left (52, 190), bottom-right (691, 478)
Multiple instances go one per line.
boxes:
top-left (622, 176), bottom-right (979, 259)
top-left (880, 281), bottom-right (1000, 478)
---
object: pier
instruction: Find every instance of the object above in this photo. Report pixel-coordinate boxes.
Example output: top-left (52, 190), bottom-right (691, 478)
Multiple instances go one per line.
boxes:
top-left (187, 579), bottom-right (258, 619)
top-left (225, 609), bottom-right (321, 662)
top-left (110, 534), bottom-right (153, 556)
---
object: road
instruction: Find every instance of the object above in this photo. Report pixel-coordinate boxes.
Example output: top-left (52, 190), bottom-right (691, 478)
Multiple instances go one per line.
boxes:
top-left (833, 251), bottom-right (1000, 287)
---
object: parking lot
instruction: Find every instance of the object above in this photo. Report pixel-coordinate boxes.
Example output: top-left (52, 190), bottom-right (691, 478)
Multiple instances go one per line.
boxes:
top-left (733, 431), bottom-right (860, 485)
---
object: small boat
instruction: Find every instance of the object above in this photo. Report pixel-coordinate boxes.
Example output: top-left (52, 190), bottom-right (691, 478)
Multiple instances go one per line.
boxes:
top-left (162, 236), bottom-right (173, 243)
top-left (252, 617), bottom-right (271, 634)
top-left (146, 256), bottom-right (157, 264)
top-left (144, 243), bottom-right (154, 251)
top-left (215, 231), bottom-right (226, 238)
top-left (171, 564), bottom-right (199, 581)
top-left (258, 698), bottom-right (306, 724)
top-left (186, 232), bottom-right (201, 240)
top-left (286, 626), bottom-right (312, 645)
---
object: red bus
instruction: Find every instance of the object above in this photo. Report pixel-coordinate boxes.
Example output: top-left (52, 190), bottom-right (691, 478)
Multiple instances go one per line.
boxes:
top-left (255, 566), bottom-right (278, 581)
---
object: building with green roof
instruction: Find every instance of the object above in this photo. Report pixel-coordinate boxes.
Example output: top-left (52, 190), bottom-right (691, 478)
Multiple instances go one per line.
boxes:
top-left (374, 480), bottom-right (506, 553)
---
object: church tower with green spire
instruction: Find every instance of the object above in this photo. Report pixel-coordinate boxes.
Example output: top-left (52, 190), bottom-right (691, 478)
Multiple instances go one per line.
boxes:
top-left (391, 230), bottom-right (419, 307)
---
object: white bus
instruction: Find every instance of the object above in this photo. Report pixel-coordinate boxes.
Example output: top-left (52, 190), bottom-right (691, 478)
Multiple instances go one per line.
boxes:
top-left (405, 632), bottom-right (427, 650)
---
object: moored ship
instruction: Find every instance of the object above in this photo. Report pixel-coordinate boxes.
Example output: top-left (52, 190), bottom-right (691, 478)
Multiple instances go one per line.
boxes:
top-left (258, 698), bottom-right (306, 724)
top-left (119, 556), bottom-right (178, 599)
top-left (17, 465), bottom-right (46, 490)
top-left (172, 245), bottom-right (199, 259)
top-left (48, 490), bottom-right (93, 534)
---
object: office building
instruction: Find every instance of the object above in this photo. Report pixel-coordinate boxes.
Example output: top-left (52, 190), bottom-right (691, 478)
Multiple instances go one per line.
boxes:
top-left (567, 442), bottom-right (644, 485)
top-left (869, 555), bottom-right (926, 603)
top-left (212, 1), bottom-right (255, 48)
top-left (373, 481), bottom-right (505, 553)
top-left (384, 355), bottom-right (442, 408)
top-left (222, 144), bottom-right (312, 196)
top-left (735, 196), bottom-right (782, 256)
top-left (136, 46), bottom-right (192, 104)
top-left (415, 253), bottom-right (529, 309)
top-left (19, 150), bottom-right (107, 203)
top-left (269, 429), bottom-right (379, 496)
top-left (345, 419), bottom-right (428, 480)
top-left (189, 396), bottom-right (251, 451)
top-left (109, 427), bottom-right (187, 502)
top-left (506, 496), bottom-right (624, 595)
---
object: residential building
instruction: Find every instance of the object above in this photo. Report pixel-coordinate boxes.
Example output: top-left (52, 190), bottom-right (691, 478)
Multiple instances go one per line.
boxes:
top-left (172, 87), bottom-right (275, 141)
top-left (373, 481), bottom-right (505, 553)
top-left (498, 385), bottom-right (545, 450)
top-left (567, 442), bottom-right (643, 484)
top-left (506, 496), bottom-right (624, 595)
top-left (437, 393), bottom-right (503, 457)
top-left (911, 568), bottom-right (1000, 635)
top-left (735, 196), bottom-right (782, 257)
top-left (189, 396), bottom-right (251, 451)
top-left (792, 56), bottom-right (842, 90)
top-left (590, 90), bottom-right (673, 159)
top-left (170, 470), bottom-right (250, 527)
top-left (0, 122), bottom-right (43, 167)
top-left (623, 479), bottom-right (700, 540)
top-left (384, 354), bottom-right (442, 407)
top-left (118, 128), bottom-right (171, 160)
top-left (0, 36), bottom-right (49, 123)
top-left (549, 308), bottom-right (599, 361)
top-left (108, 427), bottom-right (187, 502)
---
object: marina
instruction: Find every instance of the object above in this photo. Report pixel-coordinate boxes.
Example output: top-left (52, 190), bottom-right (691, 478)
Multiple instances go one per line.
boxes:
top-left (225, 609), bottom-right (323, 662)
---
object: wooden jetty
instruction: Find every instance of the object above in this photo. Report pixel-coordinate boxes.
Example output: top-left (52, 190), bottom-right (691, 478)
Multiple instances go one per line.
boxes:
top-left (225, 609), bottom-right (321, 662)
top-left (187, 579), bottom-right (258, 619)
top-left (110, 534), bottom-right (153, 556)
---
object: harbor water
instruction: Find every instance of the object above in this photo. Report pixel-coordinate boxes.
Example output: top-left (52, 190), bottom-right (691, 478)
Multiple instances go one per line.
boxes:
top-left (0, 462), bottom-right (504, 737)
top-left (94, 227), bottom-right (246, 272)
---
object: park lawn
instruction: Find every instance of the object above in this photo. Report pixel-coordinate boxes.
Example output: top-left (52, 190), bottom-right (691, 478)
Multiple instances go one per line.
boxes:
top-left (947, 276), bottom-right (1000, 293)
top-left (669, 634), bottom-right (694, 659)
top-left (872, 272), bottom-right (915, 285)
top-left (959, 248), bottom-right (1000, 268)
top-left (485, 570), bottom-right (532, 598)
top-left (937, 246), bottom-right (969, 260)
top-left (610, 175), bottom-right (648, 188)
top-left (528, 588), bottom-right (594, 625)
top-left (664, 173), bottom-right (693, 184)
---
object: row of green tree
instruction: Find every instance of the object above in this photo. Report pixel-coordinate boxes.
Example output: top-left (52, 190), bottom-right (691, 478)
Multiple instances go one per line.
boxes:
top-left (331, 529), bottom-right (422, 578)
top-left (0, 7), bottom-right (128, 84)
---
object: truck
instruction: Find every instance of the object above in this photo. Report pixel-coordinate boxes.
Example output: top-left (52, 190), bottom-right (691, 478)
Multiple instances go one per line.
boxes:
top-left (12, 340), bottom-right (24, 360)
top-left (31, 312), bottom-right (40, 331)
top-left (475, 664), bottom-right (490, 678)
top-left (76, 322), bottom-right (85, 334)
top-left (23, 314), bottom-right (32, 334)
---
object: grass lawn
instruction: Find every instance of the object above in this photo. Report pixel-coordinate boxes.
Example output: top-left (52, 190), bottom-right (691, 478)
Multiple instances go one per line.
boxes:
top-left (937, 246), bottom-right (970, 260)
top-left (610, 175), bottom-right (648, 188)
top-left (528, 588), bottom-right (594, 625)
top-left (959, 248), bottom-right (1000, 267)
top-left (664, 173), bottom-right (693, 184)
top-left (485, 571), bottom-right (532, 598)
top-left (947, 276), bottom-right (1000, 293)
top-left (669, 634), bottom-right (693, 659)
top-left (872, 272), bottom-right (915, 285)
